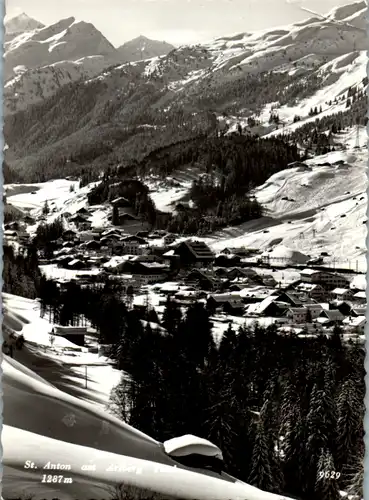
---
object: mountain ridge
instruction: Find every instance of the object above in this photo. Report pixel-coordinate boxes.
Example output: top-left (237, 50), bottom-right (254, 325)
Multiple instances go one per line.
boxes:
top-left (4, 1), bottom-right (367, 186)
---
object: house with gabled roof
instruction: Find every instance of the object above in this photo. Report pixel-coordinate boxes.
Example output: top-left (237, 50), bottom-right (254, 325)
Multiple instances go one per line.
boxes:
top-left (331, 288), bottom-right (353, 301)
top-left (353, 291), bottom-right (366, 304)
top-left (318, 309), bottom-right (344, 325)
top-left (174, 240), bottom-right (215, 268)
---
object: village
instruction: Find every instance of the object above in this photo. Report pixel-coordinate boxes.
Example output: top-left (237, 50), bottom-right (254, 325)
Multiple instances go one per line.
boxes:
top-left (4, 191), bottom-right (366, 350)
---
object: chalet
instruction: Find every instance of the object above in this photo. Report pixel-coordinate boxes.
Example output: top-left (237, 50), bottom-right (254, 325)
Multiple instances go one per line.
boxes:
top-left (84, 240), bottom-right (101, 251)
top-left (342, 315), bottom-right (366, 332)
top-left (173, 240), bottom-right (214, 268)
top-left (330, 301), bottom-right (352, 316)
top-left (100, 234), bottom-right (122, 248)
top-left (300, 269), bottom-right (350, 290)
top-left (67, 259), bottom-right (87, 270)
top-left (102, 229), bottom-right (122, 238)
top-left (185, 269), bottom-right (218, 291)
top-left (305, 304), bottom-right (324, 319)
top-left (227, 267), bottom-right (258, 280)
top-left (214, 268), bottom-right (228, 277)
top-left (111, 197), bottom-right (131, 208)
top-left (174, 290), bottom-right (204, 305)
top-left (246, 296), bottom-right (288, 317)
top-left (240, 288), bottom-right (271, 304)
top-left (318, 309), bottom-right (344, 325)
top-left (296, 283), bottom-right (327, 302)
top-left (351, 307), bottom-right (366, 317)
top-left (331, 288), bottom-right (353, 301)
top-left (116, 211), bottom-right (138, 225)
top-left (353, 291), bottom-right (366, 304)
top-left (62, 230), bottom-right (77, 241)
top-left (125, 261), bottom-right (169, 284)
top-left (164, 233), bottom-right (177, 246)
top-left (52, 325), bottom-right (86, 347)
top-left (70, 213), bottom-right (88, 224)
top-left (207, 294), bottom-right (244, 316)
top-left (273, 292), bottom-right (303, 307)
top-left (287, 307), bottom-right (310, 324)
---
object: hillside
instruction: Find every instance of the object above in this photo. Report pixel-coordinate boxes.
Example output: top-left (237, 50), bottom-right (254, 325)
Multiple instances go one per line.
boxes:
top-left (2, 291), bottom-right (294, 500)
top-left (117, 35), bottom-right (175, 62)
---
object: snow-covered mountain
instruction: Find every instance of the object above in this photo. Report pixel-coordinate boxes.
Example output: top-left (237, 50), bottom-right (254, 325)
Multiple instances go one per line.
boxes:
top-left (117, 35), bottom-right (175, 62)
top-left (4, 15), bottom-right (119, 80)
top-left (5, 12), bottom-right (45, 42)
top-left (4, 1), bottom-right (366, 116)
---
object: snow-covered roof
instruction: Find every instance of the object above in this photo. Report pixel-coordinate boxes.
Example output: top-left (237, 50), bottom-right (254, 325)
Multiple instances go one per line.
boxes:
top-left (332, 288), bottom-right (350, 295)
top-left (164, 435), bottom-right (223, 460)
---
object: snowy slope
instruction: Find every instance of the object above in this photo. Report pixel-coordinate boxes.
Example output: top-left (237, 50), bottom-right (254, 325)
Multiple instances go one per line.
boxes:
top-left (4, 56), bottom-right (109, 115)
top-left (3, 422), bottom-right (292, 500)
top-left (203, 135), bottom-right (367, 272)
top-left (2, 292), bottom-right (294, 500)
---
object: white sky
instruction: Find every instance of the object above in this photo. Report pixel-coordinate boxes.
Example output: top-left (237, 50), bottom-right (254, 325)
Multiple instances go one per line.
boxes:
top-left (5, 0), bottom-right (362, 46)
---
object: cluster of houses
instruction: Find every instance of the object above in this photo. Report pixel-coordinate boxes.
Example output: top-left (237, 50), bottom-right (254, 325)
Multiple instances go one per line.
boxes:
top-left (3, 197), bottom-right (366, 341)
top-left (42, 221), bottom-right (367, 337)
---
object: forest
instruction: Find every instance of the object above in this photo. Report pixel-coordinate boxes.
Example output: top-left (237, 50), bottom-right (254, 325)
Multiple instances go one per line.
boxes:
top-left (87, 133), bottom-right (300, 235)
top-left (3, 244), bottom-right (41, 299)
top-left (3, 61), bottom-right (322, 184)
top-left (36, 279), bottom-right (364, 500)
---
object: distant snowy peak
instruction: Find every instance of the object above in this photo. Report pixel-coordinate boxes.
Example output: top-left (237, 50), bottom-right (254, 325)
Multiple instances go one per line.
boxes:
top-left (117, 35), bottom-right (175, 62)
top-left (327, 0), bottom-right (366, 21)
top-left (5, 12), bottom-right (44, 36)
top-left (4, 16), bottom-right (118, 79)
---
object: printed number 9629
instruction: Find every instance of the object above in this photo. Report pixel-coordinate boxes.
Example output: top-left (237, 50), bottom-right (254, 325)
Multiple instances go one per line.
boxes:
top-left (318, 471), bottom-right (341, 480)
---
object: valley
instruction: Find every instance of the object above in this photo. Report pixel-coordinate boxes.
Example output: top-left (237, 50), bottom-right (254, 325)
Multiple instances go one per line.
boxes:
top-left (2, 2), bottom-right (367, 500)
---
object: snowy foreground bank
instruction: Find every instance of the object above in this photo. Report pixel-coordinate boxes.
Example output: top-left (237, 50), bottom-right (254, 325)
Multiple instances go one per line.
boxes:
top-left (2, 295), bottom-right (293, 500)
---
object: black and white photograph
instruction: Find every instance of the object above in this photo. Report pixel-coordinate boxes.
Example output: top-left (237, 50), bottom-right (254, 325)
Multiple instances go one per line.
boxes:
top-left (1, 0), bottom-right (367, 498)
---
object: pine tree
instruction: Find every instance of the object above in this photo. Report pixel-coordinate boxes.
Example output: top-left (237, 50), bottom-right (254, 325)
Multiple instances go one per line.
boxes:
top-left (162, 296), bottom-right (182, 335)
top-left (248, 420), bottom-right (277, 492)
top-left (336, 378), bottom-right (363, 470)
top-left (218, 322), bottom-right (236, 364)
top-left (315, 449), bottom-right (340, 500)
top-left (112, 205), bottom-right (120, 225)
top-left (42, 200), bottom-right (49, 215)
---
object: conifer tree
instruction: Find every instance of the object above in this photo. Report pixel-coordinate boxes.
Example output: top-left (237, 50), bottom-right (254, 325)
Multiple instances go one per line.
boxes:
top-left (248, 420), bottom-right (277, 492)
top-left (336, 378), bottom-right (363, 470)
top-left (315, 449), bottom-right (340, 500)
top-left (162, 296), bottom-right (182, 335)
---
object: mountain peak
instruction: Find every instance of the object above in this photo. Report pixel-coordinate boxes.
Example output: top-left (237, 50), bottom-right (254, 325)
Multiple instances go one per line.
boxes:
top-left (117, 35), bottom-right (175, 62)
top-left (5, 12), bottom-right (44, 34)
